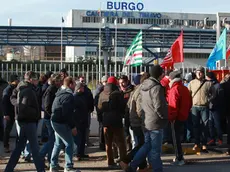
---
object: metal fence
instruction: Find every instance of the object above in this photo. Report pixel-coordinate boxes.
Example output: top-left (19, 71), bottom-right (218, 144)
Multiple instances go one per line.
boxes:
top-left (0, 62), bottom-right (153, 89)
top-left (0, 61), bottom-right (203, 89)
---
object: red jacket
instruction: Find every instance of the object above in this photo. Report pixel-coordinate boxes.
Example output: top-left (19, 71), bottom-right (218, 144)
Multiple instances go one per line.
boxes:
top-left (160, 76), bottom-right (170, 102)
top-left (168, 79), bottom-right (192, 122)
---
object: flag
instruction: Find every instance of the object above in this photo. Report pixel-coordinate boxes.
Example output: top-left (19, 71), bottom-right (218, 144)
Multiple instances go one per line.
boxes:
top-left (160, 30), bottom-right (184, 69)
top-left (206, 28), bottom-right (227, 69)
top-left (227, 46), bottom-right (230, 60)
top-left (124, 31), bottom-right (142, 66)
top-left (62, 17), bottom-right (64, 23)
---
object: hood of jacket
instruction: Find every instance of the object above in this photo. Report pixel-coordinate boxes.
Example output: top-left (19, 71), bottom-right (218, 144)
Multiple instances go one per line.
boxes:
top-left (141, 77), bottom-right (160, 92)
top-left (56, 87), bottom-right (73, 98)
top-left (169, 78), bottom-right (182, 88)
top-left (17, 81), bottom-right (33, 91)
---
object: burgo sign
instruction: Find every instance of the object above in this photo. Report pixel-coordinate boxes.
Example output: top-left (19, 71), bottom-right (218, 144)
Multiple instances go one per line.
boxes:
top-left (107, 1), bottom-right (144, 11)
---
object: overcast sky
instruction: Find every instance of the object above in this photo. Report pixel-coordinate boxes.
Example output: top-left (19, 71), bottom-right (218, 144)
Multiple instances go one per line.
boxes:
top-left (0, 0), bottom-right (229, 26)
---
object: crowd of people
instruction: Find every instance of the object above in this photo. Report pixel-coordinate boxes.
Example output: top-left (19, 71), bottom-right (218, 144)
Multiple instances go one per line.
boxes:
top-left (0, 65), bottom-right (230, 172)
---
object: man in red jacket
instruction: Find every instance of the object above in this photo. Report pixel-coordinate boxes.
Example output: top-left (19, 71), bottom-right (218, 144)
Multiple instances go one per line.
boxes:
top-left (168, 70), bottom-right (192, 166)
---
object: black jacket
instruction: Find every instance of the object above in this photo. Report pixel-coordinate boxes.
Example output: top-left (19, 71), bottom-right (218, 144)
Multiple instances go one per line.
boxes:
top-left (43, 85), bottom-right (58, 119)
top-left (51, 88), bottom-right (75, 129)
top-left (101, 84), bottom-right (126, 128)
top-left (2, 84), bottom-right (16, 119)
top-left (74, 92), bottom-right (89, 128)
top-left (84, 85), bottom-right (94, 113)
top-left (10, 81), bottom-right (40, 123)
top-left (220, 79), bottom-right (230, 116)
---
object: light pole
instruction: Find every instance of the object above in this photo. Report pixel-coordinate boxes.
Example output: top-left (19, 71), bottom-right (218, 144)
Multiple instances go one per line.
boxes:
top-left (61, 17), bottom-right (64, 69)
top-left (114, 17), bottom-right (117, 77)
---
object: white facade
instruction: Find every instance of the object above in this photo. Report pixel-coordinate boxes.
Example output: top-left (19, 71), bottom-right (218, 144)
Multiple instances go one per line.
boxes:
top-left (65, 9), bottom-right (219, 63)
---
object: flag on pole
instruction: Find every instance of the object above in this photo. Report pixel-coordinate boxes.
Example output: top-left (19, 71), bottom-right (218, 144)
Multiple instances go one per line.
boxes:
top-left (160, 30), bottom-right (184, 69)
top-left (124, 30), bottom-right (142, 67)
top-left (62, 17), bottom-right (64, 23)
top-left (206, 28), bottom-right (227, 69)
top-left (227, 45), bottom-right (230, 60)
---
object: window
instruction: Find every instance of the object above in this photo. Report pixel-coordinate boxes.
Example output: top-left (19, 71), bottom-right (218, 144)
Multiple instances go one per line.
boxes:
top-left (82, 16), bottom-right (91, 23)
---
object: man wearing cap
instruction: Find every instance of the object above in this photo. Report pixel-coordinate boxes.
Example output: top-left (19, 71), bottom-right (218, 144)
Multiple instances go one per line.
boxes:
top-left (2, 74), bottom-right (19, 153)
top-left (168, 70), bottom-right (192, 165)
top-left (5, 71), bottom-right (45, 172)
top-left (94, 75), bottom-right (108, 150)
top-left (188, 66), bottom-right (212, 152)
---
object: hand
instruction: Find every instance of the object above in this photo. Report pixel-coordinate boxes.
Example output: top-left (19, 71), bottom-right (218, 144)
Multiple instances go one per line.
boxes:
top-left (4, 116), bottom-right (10, 121)
top-left (72, 128), bottom-right (77, 136)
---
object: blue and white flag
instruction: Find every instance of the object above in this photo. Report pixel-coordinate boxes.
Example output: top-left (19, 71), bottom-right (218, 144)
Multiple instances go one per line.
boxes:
top-left (206, 28), bottom-right (227, 69)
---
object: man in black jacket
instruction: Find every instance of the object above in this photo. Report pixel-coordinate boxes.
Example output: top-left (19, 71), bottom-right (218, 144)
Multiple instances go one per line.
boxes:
top-left (73, 81), bottom-right (89, 160)
top-left (79, 76), bottom-right (94, 146)
top-left (40, 74), bottom-right (62, 164)
top-left (5, 71), bottom-right (45, 172)
top-left (2, 74), bottom-right (19, 153)
top-left (50, 77), bottom-right (78, 172)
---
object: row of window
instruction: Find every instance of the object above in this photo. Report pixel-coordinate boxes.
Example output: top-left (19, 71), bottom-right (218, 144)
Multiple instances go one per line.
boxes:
top-left (85, 51), bottom-right (209, 59)
top-left (82, 16), bottom-right (218, 27)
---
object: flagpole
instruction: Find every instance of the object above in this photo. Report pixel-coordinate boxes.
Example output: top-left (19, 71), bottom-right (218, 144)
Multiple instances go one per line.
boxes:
top-left (98, 4), bottom-right (102, 80)
top-left (61, 17), bottom-right (63, 69)
top-left (114, 17), bottom-right (117, 77)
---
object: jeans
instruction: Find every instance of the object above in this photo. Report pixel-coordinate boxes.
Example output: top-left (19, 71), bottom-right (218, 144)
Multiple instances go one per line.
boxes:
top-left (184, 112), bottom-right (193, 141)
top-left (5, 121), bottom-right (45, 172)
top-left (50, 121), bottom-right (74, 169)
top-left (73, 127), bottom-right (87, 156)
top-left (171, 121), bottom-right (184, 161)
top-left (40, 119), bottom-right (55, 162)
top-left (125, 127), bottom-right (147, 169)
top-left (191, 106), bottom-right (209, 146)
top-left (209, 110), bottom-right (223, 141)
top-left (3, 117), bottom-right (15, 148)
top-left (41, 119), bottom-right (49, 142)
top-left (129, 129), bottom-right (163, 172)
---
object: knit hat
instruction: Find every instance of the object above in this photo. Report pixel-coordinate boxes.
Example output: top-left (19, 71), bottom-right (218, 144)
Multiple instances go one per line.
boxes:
top-left (195, 66), bottom-right (205, 73)
top-left (107, 76), bottom-right (117, 85)
top-left (101, 75), bottom-right (108, 82)
top-left (206, 72), bottom-right (216, 80)
top-left (9, 74), bottom-right (19, 82)
top-left (132, 74), bottom-right (141, 85)
top-left (150, 65), bottom-right (164, 79)
top-left (75, 81), bottom-right (84, 90)
top-left (169, 70), bottom-right (182, 80)
top-left (184, 73), bottom-right (193, 82)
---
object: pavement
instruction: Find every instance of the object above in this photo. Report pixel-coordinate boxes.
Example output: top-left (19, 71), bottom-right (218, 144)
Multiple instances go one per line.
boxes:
top-left (1, 137), bottom-right (230, 172)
